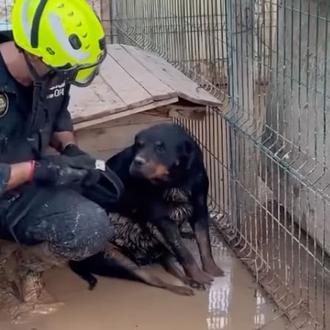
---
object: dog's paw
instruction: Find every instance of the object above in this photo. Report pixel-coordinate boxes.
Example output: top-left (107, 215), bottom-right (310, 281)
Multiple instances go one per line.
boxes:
top-left (203, 262), bottom-right (225, 277)
top-left (189, 270), bottom-right (213, 287)
top-left (188, 279), bottom-right (207, 290)
top-left (173, 285), bottom-right (195, 296)
top-left (88, 277), bottom-right (98, 291)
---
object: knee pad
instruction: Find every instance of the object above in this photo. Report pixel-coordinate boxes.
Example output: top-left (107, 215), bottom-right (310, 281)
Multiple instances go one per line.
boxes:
top-left (51, 202), bottom-right (113, 261)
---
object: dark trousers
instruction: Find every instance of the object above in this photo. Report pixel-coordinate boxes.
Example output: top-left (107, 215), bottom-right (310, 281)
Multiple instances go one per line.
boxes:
top-left (0, 186), bottom-right (113, 261)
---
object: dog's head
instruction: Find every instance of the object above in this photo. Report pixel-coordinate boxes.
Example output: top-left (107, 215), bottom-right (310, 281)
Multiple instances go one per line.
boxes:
top-left (129, 124), bottom-right (196, 184)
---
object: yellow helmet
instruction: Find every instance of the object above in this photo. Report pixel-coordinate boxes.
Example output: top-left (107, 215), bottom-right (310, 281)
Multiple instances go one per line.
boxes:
top-left (11, 0), bottom-right (107, 86)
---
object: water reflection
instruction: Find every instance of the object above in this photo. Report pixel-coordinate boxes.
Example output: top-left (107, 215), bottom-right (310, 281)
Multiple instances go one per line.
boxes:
top-left (206, 244), bottom-right (270, 329)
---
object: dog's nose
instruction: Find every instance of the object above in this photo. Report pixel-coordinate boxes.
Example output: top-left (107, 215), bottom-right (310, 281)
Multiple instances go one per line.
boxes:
top-left (133, 156), bottom-right (146, 167)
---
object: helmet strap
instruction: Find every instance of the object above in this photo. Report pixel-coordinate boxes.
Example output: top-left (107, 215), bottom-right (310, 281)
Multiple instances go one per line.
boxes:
top-left (22, 51), bottom-right (52, 145)
top-left (22, 50), bottom-right (53, 83)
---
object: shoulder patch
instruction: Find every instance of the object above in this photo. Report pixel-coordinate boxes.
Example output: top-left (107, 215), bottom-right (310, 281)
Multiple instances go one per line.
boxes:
top-left (0, 93), bottom-right (9, 118)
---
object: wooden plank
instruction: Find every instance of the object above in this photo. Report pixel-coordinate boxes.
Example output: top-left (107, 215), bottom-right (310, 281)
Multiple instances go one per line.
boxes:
top-left (76, 111), bottom-right (171, 130)
top-left (168, 105), bottom-right (206, 121)
top-left (109, 44), bottom-right (177, 101)
top-left (75, 113), bottom-right (171, 160)
top-left (73, 97), bottom-right (178, 131)
top-left (100, 53), bottom-right (153, 107)
top-left (121, 45), bottom-right (221, 107)
top-left (69, 73), bottom-right (128, 122)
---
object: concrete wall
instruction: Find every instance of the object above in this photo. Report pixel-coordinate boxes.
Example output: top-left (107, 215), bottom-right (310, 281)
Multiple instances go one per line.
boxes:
top-left (264, 0), bottom-right (330, 254)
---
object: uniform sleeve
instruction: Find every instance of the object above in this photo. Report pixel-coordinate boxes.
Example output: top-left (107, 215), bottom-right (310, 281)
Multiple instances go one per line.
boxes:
top-left (0, 163), bottom-right (11, 196)
top-left (53, 90), bottom-right (74, 132)
top-left (0, 88), bottom-right (14, 195)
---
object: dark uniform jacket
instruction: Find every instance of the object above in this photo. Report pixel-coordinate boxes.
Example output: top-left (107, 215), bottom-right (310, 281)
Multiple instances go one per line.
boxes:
top-left (0, 32), bottom-right (74, 234)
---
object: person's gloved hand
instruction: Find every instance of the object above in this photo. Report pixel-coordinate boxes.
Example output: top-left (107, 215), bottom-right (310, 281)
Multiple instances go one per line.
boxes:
top-left (61, 143), bottom-right (87, 157)
top-left (30, 156), bottom-right (101, 187)
top-left (61, 143), bottom-right (101, 171)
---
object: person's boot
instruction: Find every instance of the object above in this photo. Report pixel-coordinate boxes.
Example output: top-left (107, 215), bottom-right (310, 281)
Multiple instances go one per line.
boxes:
top-left (0, 240), bottom-right (22, 320)
top-left (12, 242), bottom-right (67, 322)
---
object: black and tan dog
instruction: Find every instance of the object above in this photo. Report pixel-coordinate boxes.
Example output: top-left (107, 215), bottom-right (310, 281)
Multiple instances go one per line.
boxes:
top-left (70, 123), bottom-right (223, 295)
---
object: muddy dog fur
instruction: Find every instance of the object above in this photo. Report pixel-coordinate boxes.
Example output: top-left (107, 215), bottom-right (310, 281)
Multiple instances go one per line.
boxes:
top-left (69, 123), bottom-right (224, 295)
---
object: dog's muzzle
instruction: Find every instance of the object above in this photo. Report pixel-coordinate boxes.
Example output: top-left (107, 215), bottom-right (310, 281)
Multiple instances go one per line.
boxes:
top-left (129, 157), bottom-right (169, 181)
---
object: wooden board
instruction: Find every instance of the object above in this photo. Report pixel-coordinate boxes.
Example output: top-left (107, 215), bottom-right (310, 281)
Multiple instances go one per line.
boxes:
top-left (101, 54), bottom-right (153, 106)
top-left (69, 73), bottom-right (128, 124)
top-left (121, 45), bottom-right (221, 106)
top-left (73, 97), bottom-right (178, 131)
top-left (69, 43), bottom-right (222, 127)
top-left (109, 44), bottom-right (176, 101)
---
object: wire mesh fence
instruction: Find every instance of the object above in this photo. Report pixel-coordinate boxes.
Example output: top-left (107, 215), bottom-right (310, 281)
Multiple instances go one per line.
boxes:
top-left (0, 0), bottom-right (12, 30)
top-left (109, 0), bottom-right (330, 329)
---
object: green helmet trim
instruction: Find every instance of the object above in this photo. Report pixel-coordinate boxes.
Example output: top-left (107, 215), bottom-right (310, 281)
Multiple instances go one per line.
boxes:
top-left (31, 0), bottom-right (48, 48)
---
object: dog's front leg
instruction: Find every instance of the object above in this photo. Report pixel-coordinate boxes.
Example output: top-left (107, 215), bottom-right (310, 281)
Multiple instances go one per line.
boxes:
top-left (190, 194), bottom-right (224, 277)
top-left (153, 216), bottom-right (213, 286)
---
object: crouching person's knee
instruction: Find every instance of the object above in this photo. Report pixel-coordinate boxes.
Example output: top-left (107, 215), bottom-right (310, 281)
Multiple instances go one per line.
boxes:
top-left (51, 200), bottom-right (113, 261)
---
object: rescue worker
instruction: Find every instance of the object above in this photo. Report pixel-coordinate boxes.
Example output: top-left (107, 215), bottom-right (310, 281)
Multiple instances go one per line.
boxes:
top-left (0, 0), bottom-right (115, 303)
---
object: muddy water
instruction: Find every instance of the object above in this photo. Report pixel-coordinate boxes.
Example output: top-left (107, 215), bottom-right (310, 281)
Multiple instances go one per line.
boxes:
top-left (1, 240), bottom-right (289, 330)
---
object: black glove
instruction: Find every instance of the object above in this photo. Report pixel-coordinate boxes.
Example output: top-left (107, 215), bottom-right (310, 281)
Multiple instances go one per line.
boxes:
top-left (32, 156), bottom-right (101, 187)
top-left (62, 143), bottom-right (86, 157)
top-left (61, 144), bottom-right (98, 170)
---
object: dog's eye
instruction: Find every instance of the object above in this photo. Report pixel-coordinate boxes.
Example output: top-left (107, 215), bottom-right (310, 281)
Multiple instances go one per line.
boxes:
top-left (154, 142), bottom-right (165, 153)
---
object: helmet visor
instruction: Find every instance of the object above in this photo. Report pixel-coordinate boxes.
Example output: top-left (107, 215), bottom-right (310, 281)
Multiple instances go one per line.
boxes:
top-left (51, 47), bottom-right (107, 87)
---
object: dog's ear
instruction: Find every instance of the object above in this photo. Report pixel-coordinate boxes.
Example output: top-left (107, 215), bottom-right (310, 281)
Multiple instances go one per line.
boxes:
top-left (106, 146), bottom-right (136, 173)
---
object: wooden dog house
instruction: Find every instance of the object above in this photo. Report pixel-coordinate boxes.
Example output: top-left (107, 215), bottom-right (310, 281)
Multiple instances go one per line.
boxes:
top-left (69, 44), bottom-right (222, 158)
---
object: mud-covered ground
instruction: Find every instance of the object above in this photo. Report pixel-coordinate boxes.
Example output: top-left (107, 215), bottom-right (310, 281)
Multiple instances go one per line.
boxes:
top-left (0, 238), bottom-right (288, 330)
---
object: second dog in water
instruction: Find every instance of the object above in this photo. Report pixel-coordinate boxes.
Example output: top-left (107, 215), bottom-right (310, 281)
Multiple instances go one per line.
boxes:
top-left (70, 123), bottom-right (224, 295)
